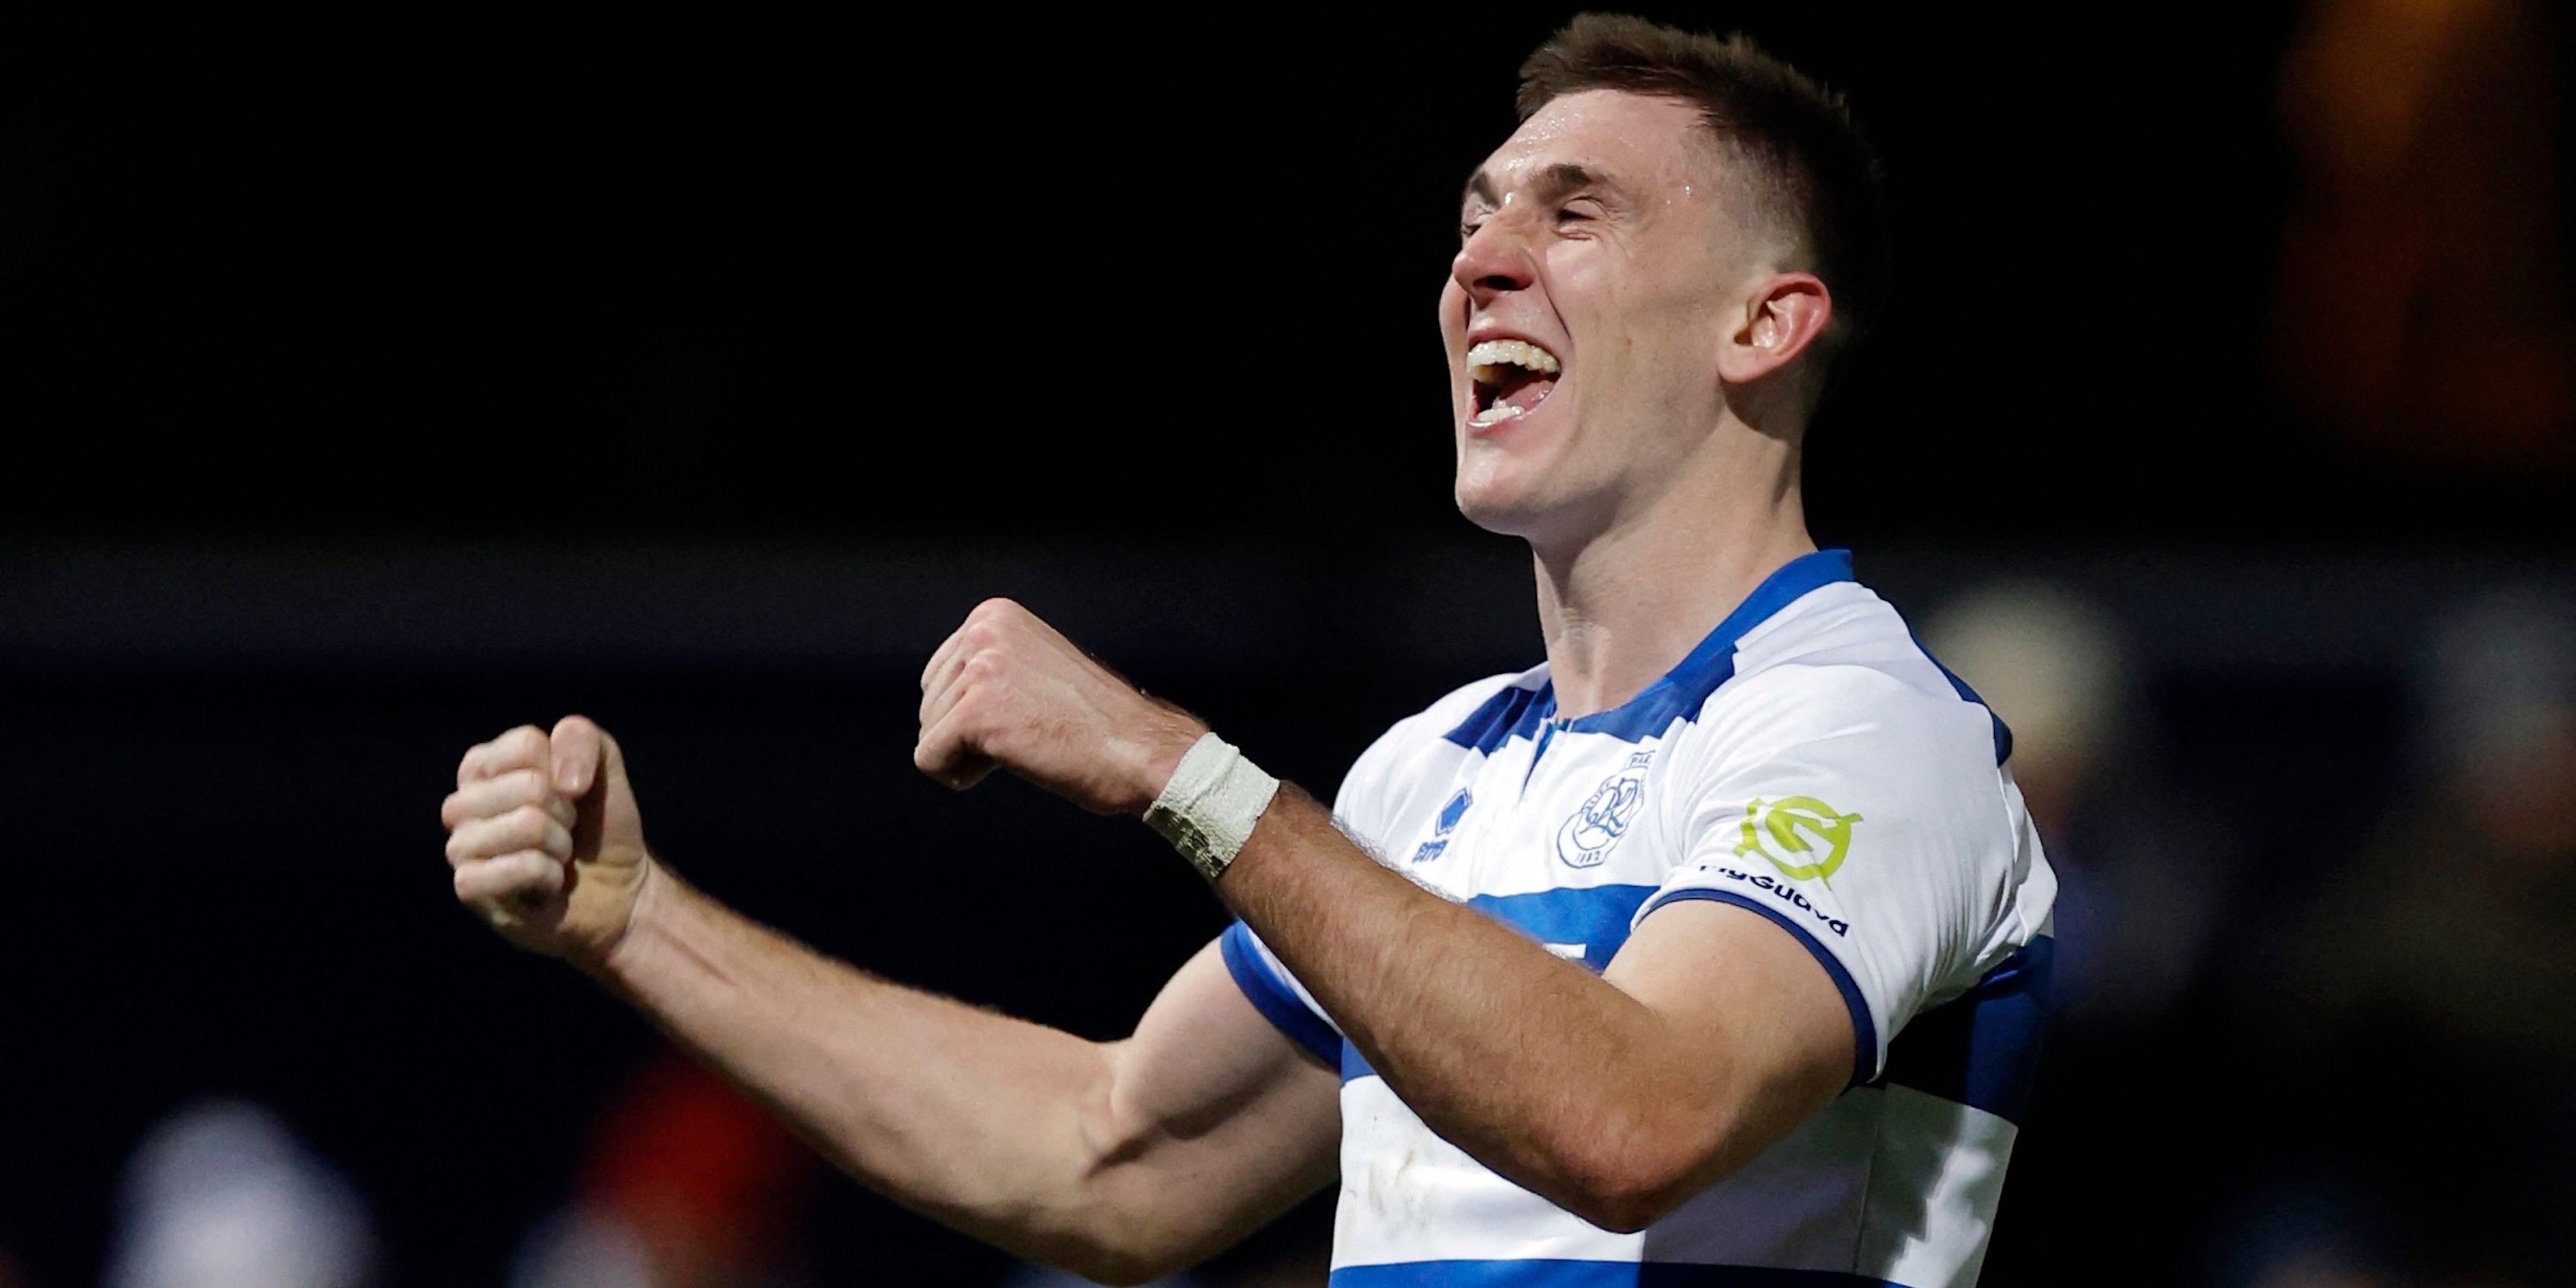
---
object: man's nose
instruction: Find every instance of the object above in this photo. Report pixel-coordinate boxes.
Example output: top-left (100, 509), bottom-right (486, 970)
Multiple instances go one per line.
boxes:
top-left (1451, 219), bottom-right (1535, 305)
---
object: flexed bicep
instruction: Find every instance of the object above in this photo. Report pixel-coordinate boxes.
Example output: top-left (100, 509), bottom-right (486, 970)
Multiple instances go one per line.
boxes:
top-left (1081, 939), bottom-right (1342, 1274)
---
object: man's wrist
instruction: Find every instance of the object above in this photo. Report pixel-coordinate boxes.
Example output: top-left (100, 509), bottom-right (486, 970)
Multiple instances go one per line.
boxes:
top-left (1143, 732), bottom-right (1282, 882)
top-left (587, 858), bottom-right (675, 986)
top-left (1126, 714), bottom-right (1212, 817)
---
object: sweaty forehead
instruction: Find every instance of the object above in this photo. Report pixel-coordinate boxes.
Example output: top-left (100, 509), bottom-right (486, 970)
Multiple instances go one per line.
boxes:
top-left (1471, 90), bottom-right (1720, 204)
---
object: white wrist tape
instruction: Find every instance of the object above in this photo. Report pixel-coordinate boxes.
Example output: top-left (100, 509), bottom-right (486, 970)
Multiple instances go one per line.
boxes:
top-left (1144, 732), bottom-right (1280, 882)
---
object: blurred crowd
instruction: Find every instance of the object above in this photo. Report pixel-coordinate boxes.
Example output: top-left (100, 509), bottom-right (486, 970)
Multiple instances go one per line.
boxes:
top-left (1928, 583), bottom-right (2576, 1287)
top-left (92, 1059), bottom-right (817, 1288)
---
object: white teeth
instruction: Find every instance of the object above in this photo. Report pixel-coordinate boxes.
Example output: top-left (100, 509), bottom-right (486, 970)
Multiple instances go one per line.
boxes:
top-left (1464, 337), bottom-right (1560, 427)
top-left (1465, 338), bottom-right (1562, 374)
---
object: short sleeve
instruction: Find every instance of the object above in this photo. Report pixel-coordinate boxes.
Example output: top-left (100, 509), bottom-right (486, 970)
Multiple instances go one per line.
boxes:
top-left (1216, 706), bottom-right (1431, 1066)
top-left (1630, 669), bottom-right (2008, 1085)
top-left (1218, 921), bottom-right (1340, 1065)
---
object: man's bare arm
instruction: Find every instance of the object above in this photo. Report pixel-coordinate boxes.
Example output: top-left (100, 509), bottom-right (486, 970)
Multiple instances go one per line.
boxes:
top-left (909, 599), bottom-right (1853, 1233)
top-left (1218, 787), bottom-right (1850, 1231)
top-left (441, 720), bottom-right (1340, 1285)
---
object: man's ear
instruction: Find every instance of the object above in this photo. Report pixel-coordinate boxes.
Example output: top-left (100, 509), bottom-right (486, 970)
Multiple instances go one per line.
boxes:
top-left (1716, 272), bottom-right (1833, 386)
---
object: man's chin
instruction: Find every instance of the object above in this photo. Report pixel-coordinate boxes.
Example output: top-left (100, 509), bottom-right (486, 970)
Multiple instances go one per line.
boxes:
top-left (1452, 481), bottom-right (1554, 540)
top-left (1453, 415), bottom-right (1580, 533)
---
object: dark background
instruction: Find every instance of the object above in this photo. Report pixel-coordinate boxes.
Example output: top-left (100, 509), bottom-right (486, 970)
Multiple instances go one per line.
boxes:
top-left (3, 4), bottom-right (2572, 1286)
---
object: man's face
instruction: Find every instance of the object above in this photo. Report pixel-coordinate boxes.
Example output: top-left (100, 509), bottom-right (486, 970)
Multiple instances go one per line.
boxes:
top-left (1442, 90), bottom-right (1763, 544)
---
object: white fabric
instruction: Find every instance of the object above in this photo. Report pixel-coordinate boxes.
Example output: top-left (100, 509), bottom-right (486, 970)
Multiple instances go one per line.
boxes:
top-left (1224, 552), bottom-right (2057, 1287)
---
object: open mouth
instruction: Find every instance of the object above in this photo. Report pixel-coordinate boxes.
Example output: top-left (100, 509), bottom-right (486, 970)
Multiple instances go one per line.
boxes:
top-left (1467, 338), bottom-right (1562, 427)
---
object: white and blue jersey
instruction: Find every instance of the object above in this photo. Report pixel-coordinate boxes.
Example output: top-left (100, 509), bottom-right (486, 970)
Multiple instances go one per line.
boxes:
top-left (1219, 549), bottom-right (2057, 1288)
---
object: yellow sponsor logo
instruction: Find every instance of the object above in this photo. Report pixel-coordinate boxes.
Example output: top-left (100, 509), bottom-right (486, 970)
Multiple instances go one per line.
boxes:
top-left (1732, 796), bottom-right (1863, 884)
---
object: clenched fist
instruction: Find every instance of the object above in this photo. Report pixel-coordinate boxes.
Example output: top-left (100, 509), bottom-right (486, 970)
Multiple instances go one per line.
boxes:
top-left (441, 715), bottom-right (653, 961)
top-left (916, 598), bottom-right (1206, 815)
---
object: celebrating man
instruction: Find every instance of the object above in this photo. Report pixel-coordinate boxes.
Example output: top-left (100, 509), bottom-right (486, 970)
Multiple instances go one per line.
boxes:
top-left (440, 15), bottom-right (2055, 1286)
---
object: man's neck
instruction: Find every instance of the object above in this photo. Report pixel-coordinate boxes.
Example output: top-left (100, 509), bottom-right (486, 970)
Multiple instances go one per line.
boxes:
top-left (1530, 445), bottom-right (1814, 720)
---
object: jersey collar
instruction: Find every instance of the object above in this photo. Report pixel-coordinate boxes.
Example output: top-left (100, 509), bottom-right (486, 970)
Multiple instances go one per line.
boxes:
top-left (1438, 548), bottom-right (1859, 752)
top-left (1540, 547), bottom-right (1858, 744)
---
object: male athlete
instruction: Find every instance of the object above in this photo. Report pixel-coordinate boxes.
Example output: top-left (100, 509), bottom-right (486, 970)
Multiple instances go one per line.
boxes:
top-left (440, 16), bottom-right (2055, 1286)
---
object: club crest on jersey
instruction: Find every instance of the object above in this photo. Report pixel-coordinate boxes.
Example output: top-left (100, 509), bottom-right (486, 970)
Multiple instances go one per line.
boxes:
top-left (1733, 796), bottom-right (1864, 884)
top-left (1410, 787), bottom-right (1473, 864)
top-left (1557, 751), bottom-right (1654, 868)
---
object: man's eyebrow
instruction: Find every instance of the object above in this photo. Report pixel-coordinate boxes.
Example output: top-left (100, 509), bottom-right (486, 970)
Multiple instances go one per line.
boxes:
top-left (1460, 162), bottom-right (1618, 211)
top-left (1530, 162), bottom-right (1614, 204)
top-left (1461, 168), bottom-right (1499, 210)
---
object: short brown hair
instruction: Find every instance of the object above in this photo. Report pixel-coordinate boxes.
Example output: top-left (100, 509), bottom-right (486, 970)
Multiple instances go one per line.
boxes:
top-left (1519, 14), bottom-right (1890, 360)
